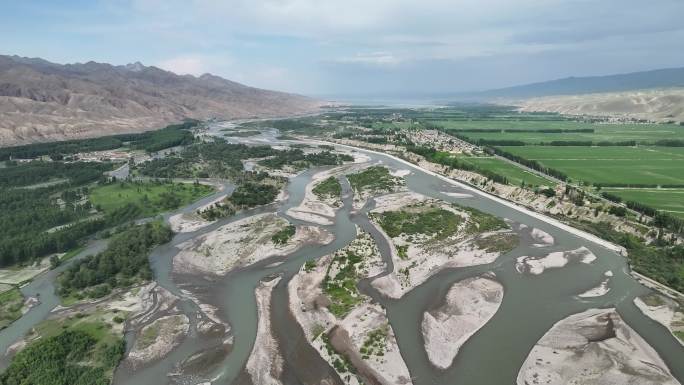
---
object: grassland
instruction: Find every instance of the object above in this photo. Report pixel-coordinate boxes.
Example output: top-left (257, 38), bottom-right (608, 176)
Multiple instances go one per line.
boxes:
top-left (377, 207), bottom-right (462, 240)
top-left (347, 166), bottom-right (401, 193)
top-left (90, 181), bottom-right (213, 217)
top-left (0, 288), bottom-right (24, 329)
top-left (439, 121), bottom-right (683, 144)
top-left (602, 188), bottom-right (684, 219)
top-left (498, 146), bottom-right (684, 186)
top-left (313, 176), bottom-right (342, 199)
top-left (460, 157), bottom-right (554, 187)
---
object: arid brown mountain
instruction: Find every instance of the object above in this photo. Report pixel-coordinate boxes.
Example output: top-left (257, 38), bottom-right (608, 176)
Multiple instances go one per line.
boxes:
top-left (516, 88), bottom-right (684, 123)
top-left (0, 55), bottom-right (323, 146)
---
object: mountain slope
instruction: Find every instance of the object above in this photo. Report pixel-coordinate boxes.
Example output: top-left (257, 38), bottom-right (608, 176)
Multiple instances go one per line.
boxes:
top-left (517, 88), bottom-right (684, 123)
top-left (477, 67), bottom-right (684, 99)
top-left (0, 55), bottom-right (322, 146)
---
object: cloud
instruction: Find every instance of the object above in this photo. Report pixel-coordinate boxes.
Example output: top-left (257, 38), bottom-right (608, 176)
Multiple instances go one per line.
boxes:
top-left (157, 55), bottom-right (208, 76)
top-left (333, 52), bottom-right (402, 66)
top-left (5, 0), bottom-right (684, 95)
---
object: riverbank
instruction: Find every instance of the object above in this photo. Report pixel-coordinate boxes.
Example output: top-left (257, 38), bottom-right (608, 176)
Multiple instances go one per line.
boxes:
top-left (316, 140), bottom-right (626, 254)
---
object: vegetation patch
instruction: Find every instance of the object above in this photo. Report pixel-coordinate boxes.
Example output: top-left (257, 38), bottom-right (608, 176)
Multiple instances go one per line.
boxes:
top-left (347, 166), bottom-right (401, 193)
top-left (569, 220), bottom-right (684, 293)
top-left (460, 157), bottom-right (554, 187)
top-left (377, 207), bottom-right (462, 240)
top-left (0, 288), bottom-right (24, 330)
top-left (200, 177), bottom-right (284, 220)
top-left (360, 325), bottom-right (388, 359)
top-left (89, 180), bottom-right (213, 219)
top-left (322, 333), bottom-right (355, 375)
top-left (0, 320), bottom-right (125, 385)
top-left (474, 233), bottom-right (519, 253)
top-left (258, 149), bottom-right (352, 170)
top-left (271, 225), bottom-right (296, 245)
top-left (313, 176), bottom-right (342, 200)
top-left (323, 250), bottom-right (365, 318)
top-left (461, 206), bottom-right (508, 234)
top-left (58, 222), bottom-right (172, 301)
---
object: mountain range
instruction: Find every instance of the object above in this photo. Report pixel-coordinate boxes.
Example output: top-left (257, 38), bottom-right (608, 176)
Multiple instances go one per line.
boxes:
top-left (473, 67), bottom-right (684, 99)
top-left (0, 55), bottom-right (322, 146)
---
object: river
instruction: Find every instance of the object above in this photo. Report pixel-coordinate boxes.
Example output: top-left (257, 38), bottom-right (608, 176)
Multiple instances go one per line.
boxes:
top-left (1, 121), bottom-right (682, 384)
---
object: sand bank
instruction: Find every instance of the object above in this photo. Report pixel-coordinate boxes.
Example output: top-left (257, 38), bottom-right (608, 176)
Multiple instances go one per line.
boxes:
top-left (288, 229), bottom-right (411, 385)
top-left (634, 294), bottom-right (684, 346)
top-left (517, 308), bottom-right (681, 385)
top-left (369, 192), bottom-right (516, 298)
top-left (515, 246), bottom-right (596, 275)
top-left (126, 314), bottom-right (190, 369)
top-left (246, 277), bottom-right (284, 385)
top-left (422, 274), bottom-right (503, 369)
top-left (174, 213), bottom-right (332, 276)
top-left (530, 228), bottom-right (554, 247)
top-left (286, 167), bottom-right (343, 226)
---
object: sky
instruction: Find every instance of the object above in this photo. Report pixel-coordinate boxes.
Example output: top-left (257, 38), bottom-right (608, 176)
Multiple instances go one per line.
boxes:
top-left (2, 0), bottom-right (684, 97)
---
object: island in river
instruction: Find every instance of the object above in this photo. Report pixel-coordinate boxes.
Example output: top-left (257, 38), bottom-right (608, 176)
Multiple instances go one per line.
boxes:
top-left (0, 117), bottom-right (682, 385)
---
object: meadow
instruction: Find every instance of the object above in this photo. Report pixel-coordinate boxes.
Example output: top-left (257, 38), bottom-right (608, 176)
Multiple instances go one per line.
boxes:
top-left (602, 188), bottom-right (684, 219)
top-left (460, 157), bottom-right (554, 187)
top-left (497, 146), bottom-right (684, 186)
top-left (438, 120), bottom-right (683, 144)
top-left (89, 181), bottom-right (213, 217)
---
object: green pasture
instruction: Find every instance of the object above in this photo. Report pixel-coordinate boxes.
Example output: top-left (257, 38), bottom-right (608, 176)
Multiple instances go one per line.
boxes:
top-left (460, 157), bottom-right (554, 187)
top-left (89, 181), bottom-right (213, 217)
top-left (498, 146), bottom-right (684, 186)
top-left (602, 188), bottom-right (684, 219)
top-left (438, 121), bottom-right (683, 144)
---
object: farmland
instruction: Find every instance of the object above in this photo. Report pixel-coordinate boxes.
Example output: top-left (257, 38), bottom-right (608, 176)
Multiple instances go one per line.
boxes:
top-left (438, 121), bottom-right (682, 144)
top-left (459, 157), bottom-right (554, 187)
top-left (602, 188), bottom-right (684, 219)
top-left (497, 146), bottom-right (684, 186)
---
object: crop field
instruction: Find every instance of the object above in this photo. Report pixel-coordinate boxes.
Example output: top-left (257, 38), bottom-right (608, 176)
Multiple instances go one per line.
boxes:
top-left (436, 121), bottom-right (683, 144)
top-left (498, 146), bottom-right (684, 186)
top-left (602, 188), bottom-right (684, 219)
top-left (460, 157), bottom-right (554, 187)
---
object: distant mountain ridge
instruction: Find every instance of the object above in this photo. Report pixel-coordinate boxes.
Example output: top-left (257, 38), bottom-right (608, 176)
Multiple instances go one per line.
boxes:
top-left (475, 67), bottom-right (684, 99)
top-left (0, 55), bottom-right (322, 146)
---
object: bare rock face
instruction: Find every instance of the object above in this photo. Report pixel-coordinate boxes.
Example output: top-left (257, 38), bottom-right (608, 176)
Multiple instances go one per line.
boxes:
top-left (0, 55), bottom-right (322, 146)
top-left (517, 308), bottom-right (681, 385)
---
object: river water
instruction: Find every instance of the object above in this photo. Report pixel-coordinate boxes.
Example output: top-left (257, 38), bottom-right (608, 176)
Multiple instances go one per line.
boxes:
top-left (1, 122), bottom-right (682, 384)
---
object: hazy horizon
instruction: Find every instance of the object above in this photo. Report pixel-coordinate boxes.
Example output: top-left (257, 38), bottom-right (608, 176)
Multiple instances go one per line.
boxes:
top-left (3, 1), bottom-right (684, 96)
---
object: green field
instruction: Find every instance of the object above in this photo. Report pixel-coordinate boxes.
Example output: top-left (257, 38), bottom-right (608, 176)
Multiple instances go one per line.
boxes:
top-left (603, 188), bottom-right (684, 219)
top-left (460, 157), bottom-right (554, 187)
top-left (90, 181), bottom-right (213, 217)
top-left (498, 146), bottom-right (684, 186)
top-left (0, 288), bottom-right (23, 329)
top-left (439, 121), bottom-right (684, 144)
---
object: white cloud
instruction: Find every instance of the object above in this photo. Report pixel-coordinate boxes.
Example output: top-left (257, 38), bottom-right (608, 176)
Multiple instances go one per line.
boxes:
top-left (157, 55), bottom-right (208, 76)
top-left (335, 52), bottom-right (402, 66)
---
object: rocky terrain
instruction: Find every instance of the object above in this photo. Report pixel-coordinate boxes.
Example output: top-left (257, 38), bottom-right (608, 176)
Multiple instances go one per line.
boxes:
top-left (516, 88), bottom-right (684, 123)
top-left (0, 55), bottom-right (322, 146)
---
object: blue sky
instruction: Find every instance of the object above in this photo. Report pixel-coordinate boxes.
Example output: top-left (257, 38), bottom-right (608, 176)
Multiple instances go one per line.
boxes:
top-left (2, 0), bottom-right (684, 96)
